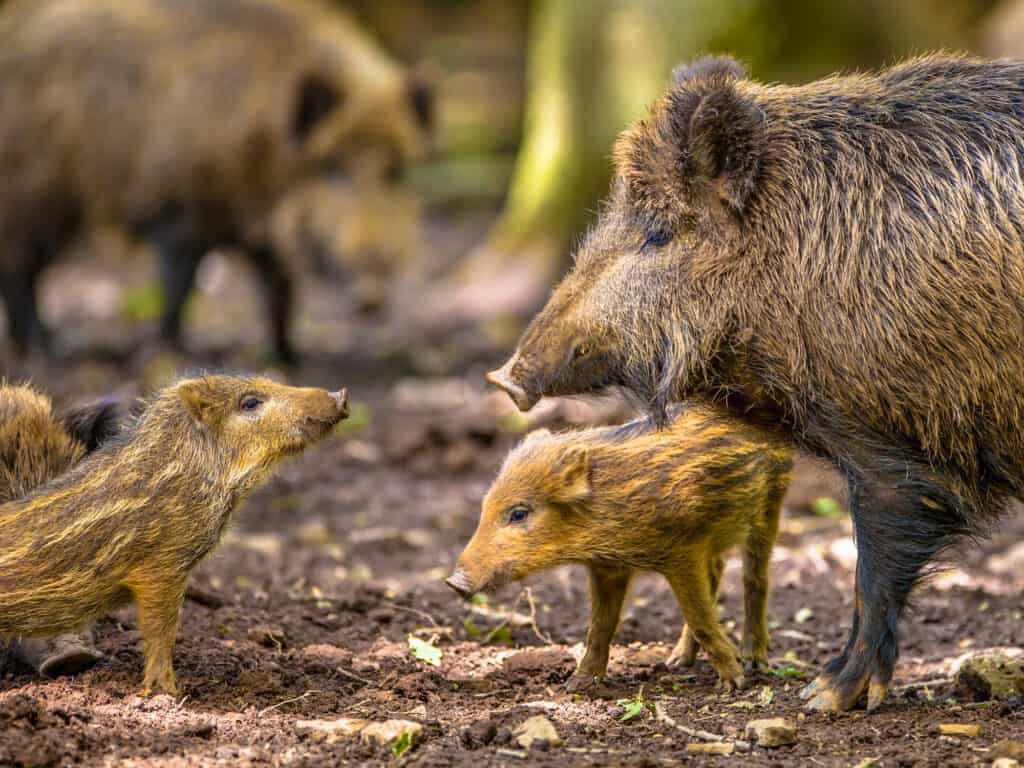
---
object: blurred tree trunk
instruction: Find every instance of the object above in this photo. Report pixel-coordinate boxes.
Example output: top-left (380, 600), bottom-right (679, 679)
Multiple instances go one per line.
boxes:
top-left (428, 0), bottom-right (737, 329)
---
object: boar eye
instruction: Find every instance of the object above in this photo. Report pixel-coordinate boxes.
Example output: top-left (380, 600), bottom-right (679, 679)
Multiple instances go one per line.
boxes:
top-left (507, 504), bottom-right (531, 525)
top-left (239, 395), bottom-right (263, 412)
top-left (641, 230), bottom-right (672, 250)
top-left (573, 343), bottom-right (590, 359)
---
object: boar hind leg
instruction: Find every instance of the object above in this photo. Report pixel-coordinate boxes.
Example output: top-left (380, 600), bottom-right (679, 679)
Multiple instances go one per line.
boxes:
top-left (156, 240), bottom-right (205, 353)
top-left (247, 246), bottom-right (296, 365)
top-left (741, 485), bottom-right (784, 672)
top-left (130, 575), bottom-right (187, 696)
top-left (567, 567), bottom-right (631, 693)
top-left (667, 566), bottom-right (744, 691)
top-left (803, 469), bottom-right (970, 713)
top-left (0, 264), bottom-right (50, 356)
top-left (669, 555), bottom-right (725, 668)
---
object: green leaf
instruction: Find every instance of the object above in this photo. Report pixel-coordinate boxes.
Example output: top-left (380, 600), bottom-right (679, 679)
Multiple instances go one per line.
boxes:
top-left (616, 688), bottom-right (647, 722)
top-left (391, 730), bottom-right (412, 757)
top-left (484, 625), bottom-right (513, 645)
top-left (463, 618), bottom-right (482, 637)
top-left (407, 634), bottom-right (442, 667)
top-left (470, 593), bottom-right (489, 607)
top-left (770, 665), bottom-right (804, 679)
top-left (810, 496), bottom-right (843, 518)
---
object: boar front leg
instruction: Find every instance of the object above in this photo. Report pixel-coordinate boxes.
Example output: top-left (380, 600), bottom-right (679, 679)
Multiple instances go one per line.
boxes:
top-left (667, 567), bottom-right (744, 691)
top-left (668, 555), bottom-right (724, 668)
top-left (566, 567), bottom-right (631, 694)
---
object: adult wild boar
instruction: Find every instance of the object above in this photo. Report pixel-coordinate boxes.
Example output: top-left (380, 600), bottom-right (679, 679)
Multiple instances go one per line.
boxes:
top-left (0, 0), bottom-right (431, 361)
top-left (488, 54), bottom-right (1024, 712)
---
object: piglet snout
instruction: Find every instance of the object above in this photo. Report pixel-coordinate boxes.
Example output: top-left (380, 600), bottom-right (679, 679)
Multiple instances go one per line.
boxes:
top-left (445, 569), bottom-right (476, 600)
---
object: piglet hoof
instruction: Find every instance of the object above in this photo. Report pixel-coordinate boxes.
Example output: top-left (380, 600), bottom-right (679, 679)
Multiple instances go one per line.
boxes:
top-left (742, 656), bottom-right (768, 675)
top-left (564, 673), bottom-right (602, 696)
top-left (714, 663), bottom-right (746, 693)
top-left (665, 649), bottom-right (697, 669)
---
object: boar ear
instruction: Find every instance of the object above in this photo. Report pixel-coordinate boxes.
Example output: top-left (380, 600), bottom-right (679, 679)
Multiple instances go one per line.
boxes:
top-left (178, 380), bottom-right (217, 426)
top-left (292, 73), bottom-right (344, 143)
top-left (553, 445), bottom-right (591, 504)
top-left (615, 56), bottom-right (763, 228)
top-left (672, 55), bottom-right (747, 85)
top-left (60, 396), bottom-right (128, 451)
top-left (687, 74), bottom-right (765, 217)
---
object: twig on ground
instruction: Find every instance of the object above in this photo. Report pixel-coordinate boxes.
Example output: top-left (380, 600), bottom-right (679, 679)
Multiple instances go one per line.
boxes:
top-left (523, 587), bottom-right (554, 645)
top-left (336, 666), bottom-right (373, 686)
top-left (381, 600), bottom-right (443, 628)
top-left (257, 689), bottom-right (321, 717)
top-left (654, 702), bottom-right (751, 752)
top-left (474, 687), bottom-right (514, 699)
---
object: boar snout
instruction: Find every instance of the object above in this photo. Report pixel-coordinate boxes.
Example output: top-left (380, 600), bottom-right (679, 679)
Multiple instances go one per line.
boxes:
top-left (486, 356), bottom-right (539, 412)
top-left (445, 569), bottom-right (476, 599)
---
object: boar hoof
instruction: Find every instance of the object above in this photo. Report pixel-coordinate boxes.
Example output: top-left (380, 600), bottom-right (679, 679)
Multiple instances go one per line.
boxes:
top-left (564, 673), bottom-right (602, 696)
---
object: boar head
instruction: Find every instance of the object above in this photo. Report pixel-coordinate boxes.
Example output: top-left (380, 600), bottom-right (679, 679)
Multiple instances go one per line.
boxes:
top-left (446, 429), bottom-right (594, 598)
top-left (488, 56), bottom-right (766, 420)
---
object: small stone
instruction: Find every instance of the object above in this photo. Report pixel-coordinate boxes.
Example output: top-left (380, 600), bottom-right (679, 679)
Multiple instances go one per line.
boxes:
top-left (745, 718), bottom-right (798, 748)
top-left (955, 651), bottom-right (1024, 702)
top-left (512, 715), bottom-right (562, 750)
top-left (360, 719), bottom-right (424, 748)
top-left (937, 723), bottom-right (982, 738)
top-left (460, 718), bottom-right (498, 748)
top-left (247, 624), bottom-right (286, 649)
top-left (994, 740), bottom-right (1024, 760)
top-left (686, 742), bottom-right (735, 755)
top-left (993, 759), bottom-right (1021, 768)
top-left (793, 607), bottom-right (814, 624)
top-left (294, 717), bottom-right (367, 743)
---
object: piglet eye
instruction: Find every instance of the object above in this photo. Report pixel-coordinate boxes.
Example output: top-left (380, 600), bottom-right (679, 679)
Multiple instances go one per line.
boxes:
top-left (239, 395), bottom-right (263, 412)
top-left (641, 229), bottom-right (672, 250)
top-left (507, 505), bottom-right (531, 524)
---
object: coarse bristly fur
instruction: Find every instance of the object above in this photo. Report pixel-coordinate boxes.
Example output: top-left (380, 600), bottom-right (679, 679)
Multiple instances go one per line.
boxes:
top-left (0, 383), bottom-right (128, 677)
top-left (0, 374), bottom-right (348, 695)
top-left (448, 404), bottom-right (792, 692)
top-left (488, 53), bottom-right (1024, 712)
top-left (0, 384), bottom-right (126, 502)
top-left (0, 0), bottom-right (432, 360)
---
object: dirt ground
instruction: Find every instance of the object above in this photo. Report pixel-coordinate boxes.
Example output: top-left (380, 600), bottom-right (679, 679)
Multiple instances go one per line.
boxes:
top-left (2, 220), bottom-right (1024, 767)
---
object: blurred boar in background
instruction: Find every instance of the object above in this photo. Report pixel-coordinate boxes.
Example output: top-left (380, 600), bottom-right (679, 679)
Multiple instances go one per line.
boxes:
top-left (0, 0), bottom-right (431, 361)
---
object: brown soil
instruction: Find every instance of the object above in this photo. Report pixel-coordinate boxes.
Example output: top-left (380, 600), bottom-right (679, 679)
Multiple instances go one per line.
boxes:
top-left (2, 221), bottom-right (1023, 767)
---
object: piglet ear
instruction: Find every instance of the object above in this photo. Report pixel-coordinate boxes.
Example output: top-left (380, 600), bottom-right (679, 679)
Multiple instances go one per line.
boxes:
top-left (178, 380), bottom-right (216, 425)
top-left (522, 427), bottom-right (552, 447)
top-left (553, 445), bottom-right (591, 504)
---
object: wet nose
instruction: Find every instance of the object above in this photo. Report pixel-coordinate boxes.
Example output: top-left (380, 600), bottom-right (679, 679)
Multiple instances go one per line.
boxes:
top-left (329, 389), bottom-right (349, 418)
top-left (445, 570), bottom-right (475, 600)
